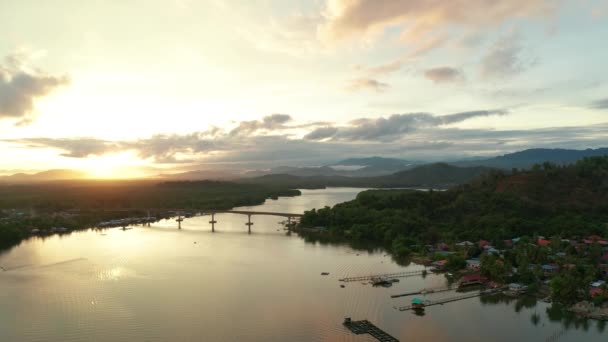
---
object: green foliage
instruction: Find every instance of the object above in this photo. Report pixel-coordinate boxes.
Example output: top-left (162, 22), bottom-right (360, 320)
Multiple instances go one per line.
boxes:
top-left (446, 254), bottom-right (466, 271)
top-left (300, 156), bottom-right (608, 249)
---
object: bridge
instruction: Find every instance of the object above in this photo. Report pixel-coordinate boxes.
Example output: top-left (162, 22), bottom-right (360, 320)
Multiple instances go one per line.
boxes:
top-left (84, 208), bottom-right (304, 233)
top-left (201, 210), bottom-right (304, 233)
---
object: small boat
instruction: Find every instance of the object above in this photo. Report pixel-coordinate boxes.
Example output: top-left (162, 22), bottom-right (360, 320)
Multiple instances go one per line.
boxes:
top-left (321, 272), bottom-right (330, 276)
top-left (411, 298), bottom-right (427, 310)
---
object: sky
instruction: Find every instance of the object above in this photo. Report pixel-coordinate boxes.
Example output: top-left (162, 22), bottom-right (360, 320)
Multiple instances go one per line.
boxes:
top-left (1, 0), bottom-right (607, 178)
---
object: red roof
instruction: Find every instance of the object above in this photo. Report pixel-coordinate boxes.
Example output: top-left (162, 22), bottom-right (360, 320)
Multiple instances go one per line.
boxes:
top-left (462, 274), bottom-right (487, 282)
top-left (589, 235), bottom-right (604, 240)
top-left (537, 238), bottom-right (551, 246)
top-left (601, 253), bottom-right (608, 262)
top-left (590, 288), bottom-right (604, 297)
top-left (479, 240), bottom-right (490, 248)
top-left (437, 243), bottom-right (449, 250)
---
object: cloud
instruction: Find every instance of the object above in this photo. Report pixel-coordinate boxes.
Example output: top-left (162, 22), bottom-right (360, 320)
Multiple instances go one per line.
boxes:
top-left (229, 114), bottom-right (293, 136)
top-left (305, 110), bottom-right (507, 142)
top-left (346, 78), bottom-right (390, 93)
top-left (0, 53), bottom-right (69, 122)
top-left (17, 138), bottom-right (121, 158)
top-left (7, 114), bottom-right (608, 168)
top-left (590, 97), bottom-right (608, 109)
top-left (303, 126), bottom-right (339, 140)
top-left (480, 32), bottom-right (532, 79)
top-left (319, 0), bottom-right (553, 43)
top-left (353, 34), bottom-right (449, 77)
top-left (424, 67), bottom-right (464, 84)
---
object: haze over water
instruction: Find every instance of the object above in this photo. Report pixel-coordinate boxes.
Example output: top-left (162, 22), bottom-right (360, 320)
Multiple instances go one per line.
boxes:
top-left (0, 188), bottom-right (605, 341)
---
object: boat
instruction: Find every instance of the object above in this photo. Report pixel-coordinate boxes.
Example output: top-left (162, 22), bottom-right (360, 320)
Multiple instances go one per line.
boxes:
top-left (411, 298), bottom-right (427, 310)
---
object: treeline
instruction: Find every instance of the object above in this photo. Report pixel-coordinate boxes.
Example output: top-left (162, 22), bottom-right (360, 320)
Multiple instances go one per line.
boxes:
top-left (0, 180), bottom-right (301, 211)
top-left (0, 180), bottom-right (301, 249)
top-left (299, 156), bottom-right (608, 255)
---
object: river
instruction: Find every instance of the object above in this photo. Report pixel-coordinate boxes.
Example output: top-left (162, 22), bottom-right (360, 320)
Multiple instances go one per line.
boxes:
top-left (0, 188), bottom-right (605, 341)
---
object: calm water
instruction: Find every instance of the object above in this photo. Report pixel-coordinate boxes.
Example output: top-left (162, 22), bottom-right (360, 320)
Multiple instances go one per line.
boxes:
top-left (0, 188), bottom-right (605, 341)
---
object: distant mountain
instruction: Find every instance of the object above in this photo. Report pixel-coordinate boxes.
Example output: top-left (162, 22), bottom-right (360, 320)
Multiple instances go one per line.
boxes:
top-left (453, 148), bottom-right (608, 169)
top-left (242, 163), bottom-right (493, 189)
top-left (160, 169), bottom-right (242, 181)
top-left (242, 157), bottom-right (422, 179)
top-left (331, 156), bottom-right (418, 168)
top-left (0, 169), bottom-right (88, 183)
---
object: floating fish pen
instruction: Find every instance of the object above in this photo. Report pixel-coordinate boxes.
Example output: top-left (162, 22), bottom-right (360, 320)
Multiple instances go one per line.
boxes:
top-left (343, 318), bottom-right (399, 342)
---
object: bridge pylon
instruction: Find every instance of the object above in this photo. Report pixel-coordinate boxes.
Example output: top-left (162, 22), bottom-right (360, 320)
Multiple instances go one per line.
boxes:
top-left (209, 212), bottom-right (217, 232)
top-left (245, 214), bottom-right (253, 234)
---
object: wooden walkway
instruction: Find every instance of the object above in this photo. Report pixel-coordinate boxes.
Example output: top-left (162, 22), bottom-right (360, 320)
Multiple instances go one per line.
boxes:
top-left (339, 269), bottom-right (426, 282)
top-left (343, 319), bottom-right (399, 342)
top-left (391, 286), bottom-right (455, 298)
top-left (396, 289), bottom-right (499, 311)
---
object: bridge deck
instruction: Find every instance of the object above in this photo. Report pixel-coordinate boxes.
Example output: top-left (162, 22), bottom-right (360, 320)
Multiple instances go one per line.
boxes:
top-left (211, 210), bottom-right (303, 217)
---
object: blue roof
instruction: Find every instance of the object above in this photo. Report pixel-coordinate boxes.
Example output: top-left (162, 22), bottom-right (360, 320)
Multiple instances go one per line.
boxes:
top-left (411, 298), bottom-right (425, 305)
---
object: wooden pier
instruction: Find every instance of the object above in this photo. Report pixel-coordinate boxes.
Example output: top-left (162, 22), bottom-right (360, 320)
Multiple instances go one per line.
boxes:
top-left (396, 288), bottom-right (499, 311)
top-left (339, 269), bottom-right (426, 282)
top-left (343, 318), bottom-right (399, 342)
top-left (391, 286), bottom-right (455, 298)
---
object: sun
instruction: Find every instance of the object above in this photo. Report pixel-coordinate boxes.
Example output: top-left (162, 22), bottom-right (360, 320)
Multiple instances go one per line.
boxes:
top-left (80, 152), bottom-right (148, 179)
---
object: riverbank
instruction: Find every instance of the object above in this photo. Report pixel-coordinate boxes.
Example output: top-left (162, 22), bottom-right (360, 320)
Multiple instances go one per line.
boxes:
top-left (0, 180), bottom-right (302, 251)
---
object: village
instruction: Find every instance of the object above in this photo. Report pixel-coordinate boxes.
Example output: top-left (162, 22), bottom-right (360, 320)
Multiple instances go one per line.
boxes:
top-left (420, 234), bottom-right (608, 320)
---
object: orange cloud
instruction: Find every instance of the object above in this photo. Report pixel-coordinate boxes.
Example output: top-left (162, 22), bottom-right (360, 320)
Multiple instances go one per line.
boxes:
top-left (319, 0), bottom-right (554, 44)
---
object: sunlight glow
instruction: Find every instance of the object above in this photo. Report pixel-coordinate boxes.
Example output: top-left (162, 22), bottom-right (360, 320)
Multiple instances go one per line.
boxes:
top-left (81, 152), bottom-right (148, 179)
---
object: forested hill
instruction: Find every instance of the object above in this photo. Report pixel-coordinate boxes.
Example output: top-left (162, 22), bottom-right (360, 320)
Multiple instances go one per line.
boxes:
top-left (299, 156), bottom-right (608, 250)
top-left (241, 163), bottom-right (492, 189)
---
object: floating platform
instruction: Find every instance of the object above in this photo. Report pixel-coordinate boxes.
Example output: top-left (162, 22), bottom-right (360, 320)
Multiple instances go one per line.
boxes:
top-left (339, 269), bottom-right (426, 282)
top-left (343, 318), bottom-right (399, 342)
top-left (396, 288), bottom-right (499, 311)
top-left (391, 286), bottom-right (455, 298)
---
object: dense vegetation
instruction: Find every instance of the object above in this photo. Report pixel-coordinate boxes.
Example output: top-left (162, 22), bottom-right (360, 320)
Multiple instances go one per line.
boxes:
top-left (299, 156), bottom-right (608, 255)
top-left (0, 180), bottom-right (300, 249)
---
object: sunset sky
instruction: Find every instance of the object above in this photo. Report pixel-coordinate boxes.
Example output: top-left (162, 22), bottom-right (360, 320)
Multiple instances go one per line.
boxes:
top-left (1, 0), bottom-right (608, 178)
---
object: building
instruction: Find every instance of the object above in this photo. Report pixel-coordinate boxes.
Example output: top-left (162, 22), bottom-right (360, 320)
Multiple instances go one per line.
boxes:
top-left (459, 274), bottom-right (488, 287)
top-left (466, 259), bottom-right (481, 270)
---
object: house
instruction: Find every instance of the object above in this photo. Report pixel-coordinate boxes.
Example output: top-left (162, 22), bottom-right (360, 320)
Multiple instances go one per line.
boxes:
top-left (466, 259), bottom-right (481, 270)
top-left (456, 241), bottom-right (474, 247)
top-left (485, 247), bottom-right (500, 255)
top-left (503, 240), bottom-right (513, 248)
top-left (479, 240), bottom-right (490, 248)
top-left (511, 237), bottom-right (521, 244)
top-left (436, 243), bottom-right (449, 251)
top-left (459, 274), bottom-right (488, 287)
top-left (431, 259), bottom-right (447, 270)
top-left (601, 253), bottom-right (608, 264)
top-left (508, 283), bottom-right (528, 293)
top-left (542, 264), bottom-right (559, 274)
top-left (590, 288), bottom-right (605, 298)
top-left (537, 238), bottom-right (551, 246)
top-left (591, 280), bottom-right (606, 288)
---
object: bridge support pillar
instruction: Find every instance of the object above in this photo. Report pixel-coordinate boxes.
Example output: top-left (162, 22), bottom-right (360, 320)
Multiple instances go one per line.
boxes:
top-left (177, 215), bottom-right (183, 229)
top-left (246, 214), bottom-right (253, 234)
top-left (209, 213), bottom-right (217, 232)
